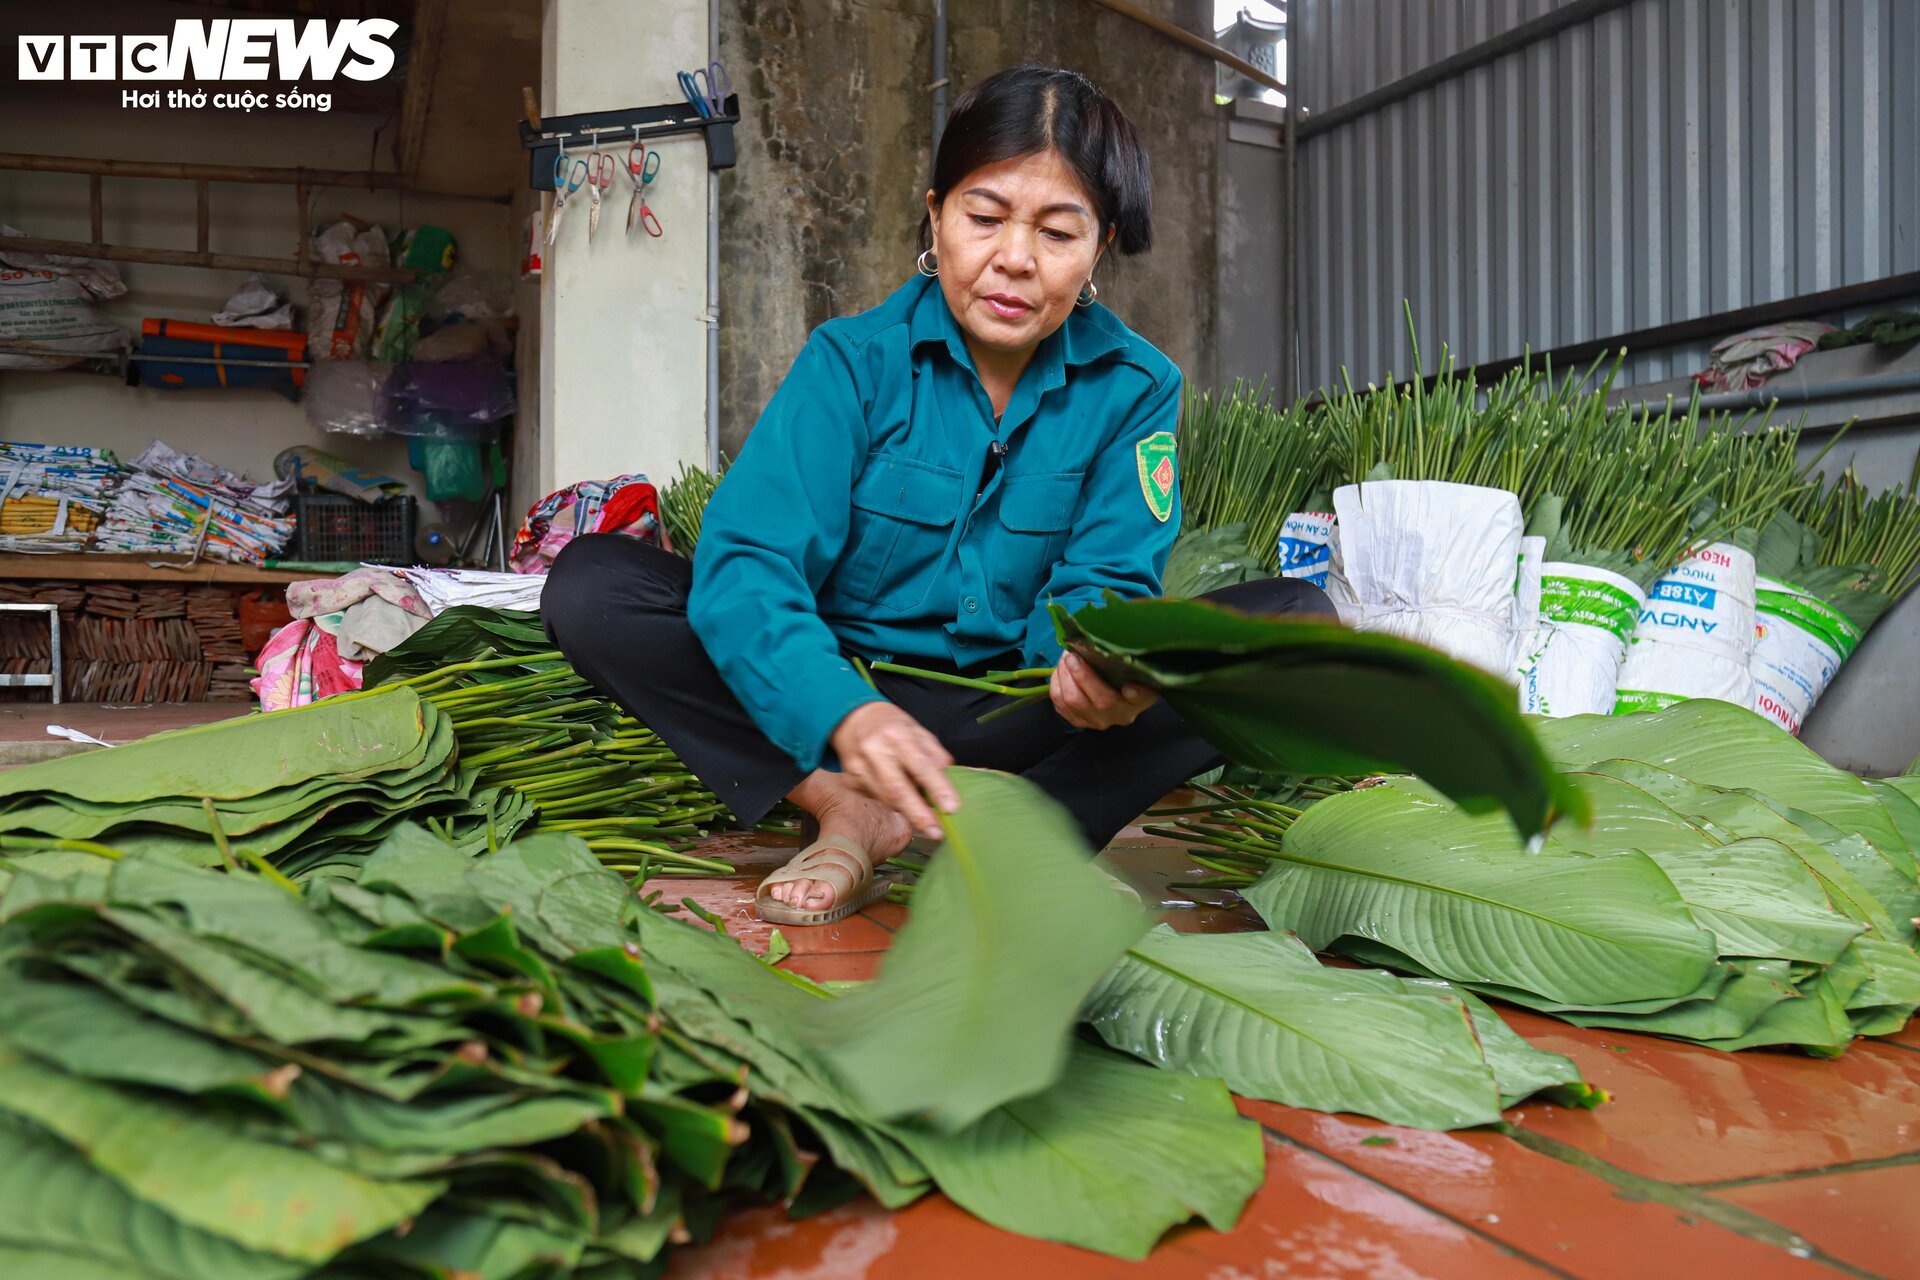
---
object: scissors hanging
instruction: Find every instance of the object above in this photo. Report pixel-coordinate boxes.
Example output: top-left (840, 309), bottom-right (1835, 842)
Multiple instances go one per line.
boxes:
top-left (519, 94), bottom-right (740, 192)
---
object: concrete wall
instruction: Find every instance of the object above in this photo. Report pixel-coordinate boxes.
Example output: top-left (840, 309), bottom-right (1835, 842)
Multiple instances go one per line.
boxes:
top-left (537, 0), bottom-right (713, 498)
top-left (715, 0), bottom-right (1221, 459)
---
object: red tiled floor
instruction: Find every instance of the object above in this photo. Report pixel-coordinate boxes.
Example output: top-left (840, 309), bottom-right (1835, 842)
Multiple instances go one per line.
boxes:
top-left (666, 1134), bottom-right (1558, 1279)
top-left (1714, 1163), bottom-right (1920, 1277)
top-left (1245, 1103), bottom-right (1839, 1280)
top-left (650, 803), bottom-right (1920, 1275)
top-left (1495, 1009), bottom-right (1920, 1184)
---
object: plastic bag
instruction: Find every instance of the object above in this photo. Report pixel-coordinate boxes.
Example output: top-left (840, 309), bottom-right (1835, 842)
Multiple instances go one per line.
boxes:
top-left (428, 267), bottom-right (515, 321)
top-left (301, 360), bottom-right (392, 437)
top-left (0, 225), bottom-right (131, 370)
top-left (413, 318), bottom-right (514, 363)
top-left (383, 358), bottom-right (515, 429)
top-left (307, 221), bottom-right (391, 361)
top-left (211, 272), bottom-right (294, 329)
top-left (1276, 510), bottom-right (1336, 589)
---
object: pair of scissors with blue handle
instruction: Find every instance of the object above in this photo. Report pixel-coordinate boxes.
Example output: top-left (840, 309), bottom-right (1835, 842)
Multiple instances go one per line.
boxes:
top-left (547, 154), bottom-right (588, 245)
top-left (677, 60), bottom-right (730, 119)
top-left (626, 141), bottom-right (664, 237)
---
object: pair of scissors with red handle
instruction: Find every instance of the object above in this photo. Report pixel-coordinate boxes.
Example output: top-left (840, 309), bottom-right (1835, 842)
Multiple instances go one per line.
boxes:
top-left (626, 140), bottom-right (664, 238)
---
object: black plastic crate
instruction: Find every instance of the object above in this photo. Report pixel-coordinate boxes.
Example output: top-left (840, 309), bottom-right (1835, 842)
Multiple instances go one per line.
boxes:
top-left (292, 494), bottom-right (417, 564)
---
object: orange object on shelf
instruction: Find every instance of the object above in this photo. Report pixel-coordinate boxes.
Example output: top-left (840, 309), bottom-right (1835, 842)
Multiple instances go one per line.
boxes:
top-left (140, 319), bottom-right (307, 354)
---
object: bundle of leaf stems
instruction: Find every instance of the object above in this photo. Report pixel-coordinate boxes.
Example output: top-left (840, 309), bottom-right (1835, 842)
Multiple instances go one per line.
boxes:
top-left (661, 458), bottom-right (725, 557)
top-left (1324, 317), bottom-right (1625, 510)
top-left (1141, 786), bottom-right (1304, 888)
top-left (865, 659), bottom-right (1055, 722)
top-left (1791, 463), bottom-right (1920, 595)
top-left (1177, 379), bottom-right (1334, 569)
top-left (382, 654), bottom-right (739, 876)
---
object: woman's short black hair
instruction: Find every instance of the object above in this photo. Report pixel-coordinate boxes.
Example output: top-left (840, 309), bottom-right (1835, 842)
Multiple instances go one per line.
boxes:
top-left (921, 65), bottom-right (1153, 255)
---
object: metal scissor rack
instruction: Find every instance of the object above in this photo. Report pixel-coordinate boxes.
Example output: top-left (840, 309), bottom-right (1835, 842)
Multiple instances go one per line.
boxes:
top-left (0, 603), bottom-right (62, 703)
top-left (519, 95), bottom-right (741, 191)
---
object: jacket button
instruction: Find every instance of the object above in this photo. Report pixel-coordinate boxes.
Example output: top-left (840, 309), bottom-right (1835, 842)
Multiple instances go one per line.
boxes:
top-left (963, 596), bottom-right (978, 613)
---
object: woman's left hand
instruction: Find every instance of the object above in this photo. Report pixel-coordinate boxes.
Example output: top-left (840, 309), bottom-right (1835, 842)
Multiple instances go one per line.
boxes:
top-left (1050, 651), bottom-right (1159, 730)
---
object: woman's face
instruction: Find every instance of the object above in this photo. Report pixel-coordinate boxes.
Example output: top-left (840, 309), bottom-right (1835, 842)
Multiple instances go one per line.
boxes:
top-left (926, 149), bottom-right (1110, 360)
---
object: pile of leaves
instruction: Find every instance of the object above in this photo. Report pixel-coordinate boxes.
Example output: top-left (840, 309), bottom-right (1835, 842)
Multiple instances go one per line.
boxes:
top-left (1168, 700), bottom-right (1920, 1054)
top-left (0, 686), bottom-right (528, 883)
top-left (0, 747), bottom-right (1611, 1277)
top-left (0, 770), bottom-right (1256, 1275)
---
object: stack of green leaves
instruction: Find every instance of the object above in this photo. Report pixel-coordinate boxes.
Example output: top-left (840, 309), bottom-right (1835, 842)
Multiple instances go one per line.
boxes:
top-left (1182, 700), bottom-right (1920, 1054)
top-left (1176, 378), bottom-right (1332, 571)
top-left (1084, 926), bottom-right (1603, 1130)
top-left (367, 606), bottom-right (765, 874)
top-left (0, 768), bottom-right (1284, 1271)
top-left (0, 686), bottom-right (528, 883)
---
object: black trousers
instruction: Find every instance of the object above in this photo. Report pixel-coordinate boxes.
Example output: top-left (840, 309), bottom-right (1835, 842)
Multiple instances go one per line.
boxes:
top-left (542, 534), bottom-right (1337, 851)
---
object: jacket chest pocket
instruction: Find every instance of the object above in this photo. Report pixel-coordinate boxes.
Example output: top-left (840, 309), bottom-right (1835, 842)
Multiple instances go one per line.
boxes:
top-left (834, 457), bottom-right (964, 611)
top-left (988, 472), bottom-right (1082, 621)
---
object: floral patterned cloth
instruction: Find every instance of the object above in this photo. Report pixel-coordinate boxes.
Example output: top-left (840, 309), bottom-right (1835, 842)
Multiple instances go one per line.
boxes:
top-left (509, 475), bottom-right (663, 574)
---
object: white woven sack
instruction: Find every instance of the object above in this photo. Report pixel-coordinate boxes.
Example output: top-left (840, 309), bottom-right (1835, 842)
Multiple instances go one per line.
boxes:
top-left (1508, 535), bottom-right (1546, 687)
top-left (1326, 480), bottom-right (1525, 676)
top-left (1517, 562), bottom-right (1646, 718)
top-left (1750, 576), bottom-right (1859, 735)
top-left (1615, 543), bottom-right (1757, 713)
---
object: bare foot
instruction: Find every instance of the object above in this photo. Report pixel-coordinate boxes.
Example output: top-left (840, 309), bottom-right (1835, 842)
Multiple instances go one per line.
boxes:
top-left (768, 772), bottom-right (915, 913)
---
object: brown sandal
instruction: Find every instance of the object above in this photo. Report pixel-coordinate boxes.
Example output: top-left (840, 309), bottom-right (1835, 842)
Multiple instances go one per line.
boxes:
top-left (755, 834), bottom-right (888, 926)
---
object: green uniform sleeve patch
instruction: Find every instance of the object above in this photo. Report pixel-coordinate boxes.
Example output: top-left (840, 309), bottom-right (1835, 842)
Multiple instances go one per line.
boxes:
top-left (1135, 430), bottom-right (1177, 523)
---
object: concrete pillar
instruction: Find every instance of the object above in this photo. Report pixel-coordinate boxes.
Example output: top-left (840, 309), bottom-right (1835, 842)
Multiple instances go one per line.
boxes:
top-left (538, 0), bottom-right (710, 494)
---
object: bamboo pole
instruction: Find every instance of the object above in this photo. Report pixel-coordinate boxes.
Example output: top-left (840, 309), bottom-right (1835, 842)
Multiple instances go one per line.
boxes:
top-left (0, 151), bottom-right (506, 203)
top-left (1078, 0), bottom-right (1286, 96)
top-left (195, 180), bottom-right (209, 253)
top-left (88, 176), bottom-right (102, 243)
top-left (0, 234), bottom-right (415, 284)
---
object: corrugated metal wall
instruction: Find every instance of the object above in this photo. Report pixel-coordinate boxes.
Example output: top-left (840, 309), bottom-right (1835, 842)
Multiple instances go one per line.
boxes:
top-left (1290, 0), bottom-right (1920, 391)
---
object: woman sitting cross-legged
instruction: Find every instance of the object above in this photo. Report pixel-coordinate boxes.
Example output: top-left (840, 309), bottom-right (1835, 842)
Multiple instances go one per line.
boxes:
top-left (544, 65), bottom-right (1333, 926)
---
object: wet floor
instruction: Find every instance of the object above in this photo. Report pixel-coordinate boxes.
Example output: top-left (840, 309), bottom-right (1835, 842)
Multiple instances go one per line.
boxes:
top-left (654, 818), bottom-right (1920, 1280)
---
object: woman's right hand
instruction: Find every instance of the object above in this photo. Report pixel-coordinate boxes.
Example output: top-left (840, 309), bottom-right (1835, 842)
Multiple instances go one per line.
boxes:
top-left (830, 701), bottom-right (959, 839)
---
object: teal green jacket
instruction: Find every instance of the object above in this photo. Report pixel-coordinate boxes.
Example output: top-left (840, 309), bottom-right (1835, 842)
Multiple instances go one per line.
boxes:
top-left (688, 274), bottom-right (1182, 771)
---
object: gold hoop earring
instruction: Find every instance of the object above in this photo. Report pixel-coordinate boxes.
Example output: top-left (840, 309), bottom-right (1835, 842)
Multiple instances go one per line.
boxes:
top-left (1076, 279), bottom-right (1098, 307)
top-left (917, 249), bottom-right (939, 277)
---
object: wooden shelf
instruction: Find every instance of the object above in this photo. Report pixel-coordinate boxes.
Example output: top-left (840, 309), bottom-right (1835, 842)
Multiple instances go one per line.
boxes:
top-left (0, 554), bottom-right (315, 586)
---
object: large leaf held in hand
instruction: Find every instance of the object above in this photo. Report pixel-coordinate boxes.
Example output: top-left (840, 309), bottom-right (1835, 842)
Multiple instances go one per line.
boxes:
top-left (1088, 925), bottom-right (1522, 1130)
top-left (807, 768), bottom-right (1146, 1130)
top-left (1246, 779), bottom-right (1717, 1005)
top-left (1054, 595), bottom-right (1585, 837)
top-left (893, 1042), bottom-right (1263, 1261)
